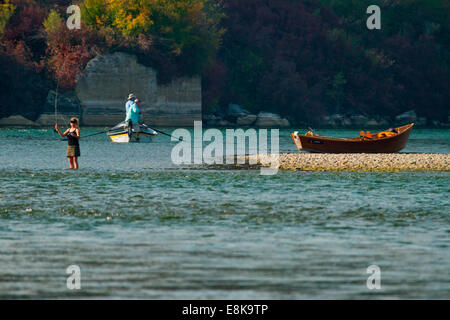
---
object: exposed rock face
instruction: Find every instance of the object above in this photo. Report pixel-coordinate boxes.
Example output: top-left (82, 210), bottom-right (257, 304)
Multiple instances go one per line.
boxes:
top-left (254, 112), bottom-right (290, 128)
top-left (155, 76), bottom-right (202, 126)
top-left (75, 52), bottom-right (201, 126)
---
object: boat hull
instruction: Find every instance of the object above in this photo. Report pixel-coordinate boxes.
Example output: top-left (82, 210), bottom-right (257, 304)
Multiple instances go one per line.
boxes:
top-left (291, 123), bottom-right (414, 153)
top-left (107, 121), bottom-right (157, 143)
top-left (108, 132), bottom-right (155, 143)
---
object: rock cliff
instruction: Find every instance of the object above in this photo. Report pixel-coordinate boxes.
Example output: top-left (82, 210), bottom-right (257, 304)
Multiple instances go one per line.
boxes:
top-left (75, 52), bottom-right (201, 126)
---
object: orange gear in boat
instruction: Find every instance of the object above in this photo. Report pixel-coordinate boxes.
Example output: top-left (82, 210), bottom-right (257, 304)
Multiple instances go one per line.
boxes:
top-left (360, 131), bottom-right (374, 140)
top-left (377, 131), bottom-right (397, 138)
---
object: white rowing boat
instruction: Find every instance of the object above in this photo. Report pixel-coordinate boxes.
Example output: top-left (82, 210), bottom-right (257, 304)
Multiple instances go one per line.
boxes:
top-left (106, 121), bottom-right (158, 143)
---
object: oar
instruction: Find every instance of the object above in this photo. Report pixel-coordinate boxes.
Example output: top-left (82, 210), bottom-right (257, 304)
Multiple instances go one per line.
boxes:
top-left (147, 126), bottom-right (183, 141)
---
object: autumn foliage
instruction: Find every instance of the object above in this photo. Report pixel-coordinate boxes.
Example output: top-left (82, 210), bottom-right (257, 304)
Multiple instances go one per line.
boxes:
top-left (0, 0), bottom-right (449, 123)
top-left (204, 0), bottom-right (450, 123)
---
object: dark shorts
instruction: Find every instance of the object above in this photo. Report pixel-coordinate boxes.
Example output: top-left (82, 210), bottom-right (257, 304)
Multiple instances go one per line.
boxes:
top-left (67, 145), bottom-right (80, 157)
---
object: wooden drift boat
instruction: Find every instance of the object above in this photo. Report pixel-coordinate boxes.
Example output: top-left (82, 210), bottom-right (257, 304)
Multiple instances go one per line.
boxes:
top-left (290, 123), bottom-right (414, 153)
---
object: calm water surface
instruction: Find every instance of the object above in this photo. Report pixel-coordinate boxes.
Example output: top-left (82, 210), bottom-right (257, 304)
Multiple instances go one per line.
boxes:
top-left (0, 127), bottom-right (449, 299)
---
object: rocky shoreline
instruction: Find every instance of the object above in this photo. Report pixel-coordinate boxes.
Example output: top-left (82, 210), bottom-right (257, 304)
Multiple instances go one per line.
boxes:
top-left (234, 153), bottom-right (450, 172)
top-left (1, 102), bottom-right (449, 128)
top-left (203, 106), bottom-right (450, 129)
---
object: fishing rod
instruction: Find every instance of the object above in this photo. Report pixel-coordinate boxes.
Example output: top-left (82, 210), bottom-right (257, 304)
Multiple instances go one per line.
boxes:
top-left (59, 127), bottom-right (182, 141)
top-left (81, 129), bottom-right (109, 138)
top-left (147, 126), bottom-right (183, 141)
top-left (59, 129), bottom-right (109, 141)
top-left (53, 55), bottom-right (72, 133)
top-left (53, 82), bottom-right (59, 133)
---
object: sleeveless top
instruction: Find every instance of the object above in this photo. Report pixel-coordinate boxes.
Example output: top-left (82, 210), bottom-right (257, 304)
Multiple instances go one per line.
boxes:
top-left (67, 130), bottom-right (79, 146)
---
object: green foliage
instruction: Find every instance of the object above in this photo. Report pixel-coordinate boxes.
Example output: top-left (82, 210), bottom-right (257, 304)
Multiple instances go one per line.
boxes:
top-left (316, 0), bottom-right (450, 119)
top-left (364, 48), bottom-right (395, 69)
top-left (224, 47), bottom-right (265, 113)
top-left (81, 0), bottom-right (224, 75)
top-left (326, 72), bottom-right (347, 113)
top-left (318, 0), bottom-right (450, 42)
top-left (0, 0), bottom-right (16, 34)
top-left (43, 9), bottom-right (63, 35)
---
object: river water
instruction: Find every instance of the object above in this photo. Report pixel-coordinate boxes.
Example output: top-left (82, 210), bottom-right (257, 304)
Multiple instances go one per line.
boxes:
top-left (0, 127), bottom-right (449, 299)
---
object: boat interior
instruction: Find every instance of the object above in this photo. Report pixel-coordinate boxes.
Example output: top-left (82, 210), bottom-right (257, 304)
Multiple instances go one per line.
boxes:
top-left (301, 123), bottom-right (414, 141)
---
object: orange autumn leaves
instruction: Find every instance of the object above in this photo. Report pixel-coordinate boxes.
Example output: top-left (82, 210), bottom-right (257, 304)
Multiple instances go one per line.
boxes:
top-left (2, 0), bottom-right (222, 90)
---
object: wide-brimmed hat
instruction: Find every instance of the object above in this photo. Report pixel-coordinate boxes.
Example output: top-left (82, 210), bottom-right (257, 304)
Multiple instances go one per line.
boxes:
top-left (127, 93), bottom-right (136, 100)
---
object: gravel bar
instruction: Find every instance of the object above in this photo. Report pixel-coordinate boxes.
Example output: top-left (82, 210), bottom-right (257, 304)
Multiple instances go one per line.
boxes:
top-left (240, 153), bottom-right (450, 172)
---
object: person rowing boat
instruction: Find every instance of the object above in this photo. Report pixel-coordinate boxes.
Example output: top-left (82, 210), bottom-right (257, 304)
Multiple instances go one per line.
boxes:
top-left (125, 93), bottom-right (136, 116)
top-left (107, 96), bottom-right (156, 143)
top-left (125, 98), bottom-right (145, 135)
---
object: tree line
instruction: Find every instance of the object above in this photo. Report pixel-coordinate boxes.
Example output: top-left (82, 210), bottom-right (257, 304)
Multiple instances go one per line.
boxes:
top-left (1, 0), bottom-right (449, 124)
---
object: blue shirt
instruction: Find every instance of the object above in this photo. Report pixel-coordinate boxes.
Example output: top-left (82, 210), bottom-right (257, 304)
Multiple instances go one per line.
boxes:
top-left (125, 99), bottom-right (134, 115)
top-left (125, 103), bottom-right (141, 123)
